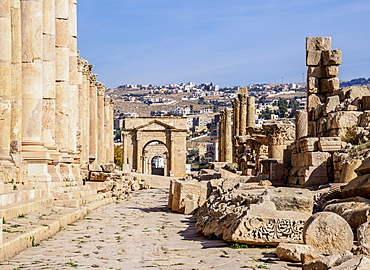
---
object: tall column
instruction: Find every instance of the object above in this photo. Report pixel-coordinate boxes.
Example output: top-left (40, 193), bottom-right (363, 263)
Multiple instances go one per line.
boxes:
top-left (224, 108), bottom-right (233, 163)
top-left (21, 0), bottom-right (43, 145)
top-left (55, 0), bottom-right (69, 152)
top-left (10, 0), bottom-right (22, 145)
top-left (239, 95), bottom-right (247, 136)
top-left (218, 110), bottom-right (226, 162)
top-left (68, 0), bottom-right (78, 154)
top-left (247, 96), bottom-right (256, 128)
top-left (108, 98), bottom-right (115, 163)
top-left (89, 72), bottom-right (98, 161)
top-left (42, 0), bottom-right (57, 151)
top-left (78, 58), bottom-right (90, 164)
top-left (232, 99), bottom-right (240, 137)
top-left (0, 0), bottom-right (13, 160)
top-left (295, 110), bottom-right (308, 140)
top-left (96, 82), bottom-right (105, 163)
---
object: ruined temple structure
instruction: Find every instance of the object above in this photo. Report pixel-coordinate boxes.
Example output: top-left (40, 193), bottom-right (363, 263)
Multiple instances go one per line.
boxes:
top-left (0, 0), bottom-right (120, 260)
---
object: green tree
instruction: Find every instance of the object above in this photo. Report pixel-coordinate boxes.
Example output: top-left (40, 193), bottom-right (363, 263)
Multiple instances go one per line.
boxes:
top-left (114, 146), bottom-right (123, 169)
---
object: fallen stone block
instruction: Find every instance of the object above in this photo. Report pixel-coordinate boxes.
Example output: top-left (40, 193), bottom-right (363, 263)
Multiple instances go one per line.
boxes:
top-left (318, 137), bottom-right (342, 152)
top-left (88, 163), bottom-right (102, 172)
top-left (328, 111), bottom-right (362, 129)
top-left (357, 221), bottom-right (370, 246)
top-left (100, 163), bottom-right (115, 173)
top-left (355, 158), bottom-right (370, 175)
top-left (276, 243), bottom-right (314, 262)
top-left (341, 174), bottom-right (370, 199)
top-left (303, 212), bottom-right (353, 254)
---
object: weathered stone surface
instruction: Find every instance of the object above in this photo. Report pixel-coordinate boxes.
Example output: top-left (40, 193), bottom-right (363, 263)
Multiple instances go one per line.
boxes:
top-left (276, 243), bottom-right (314, 262)
top-left (303, 212), bottom-right (353, 254)
top-left (340, 207), bottom-right (370, 228)
top-left (100, 163), bottom-right (115, 173)
top-left (324, 95), bottom-right (340, 116)
top-left (308, 94), bottom-right (325, 109)
top-left (360, 111), bottom-right (370, 127)
top-left (308, 66), bottom-right (325, 79)
top-left (341, 174), bottom-right (370, 199)
top-left (307, 76), bottom-right (319, 93)
top-left (302, 253), bottom-right (354, 270)
top-left (89, 172), bottom-right (113, 181)
top-left (320, 77), bottom-right (340, 93)
top-left (358, 221), bottom-right (370, 246)
top-left (337, 159), bottom-right (363, 183)
top-left (306, 37), bottom-right (331, 51)
top-left (355, 158), bottom-right (370, 175)
top-left (88, 163), bottom-right (102, 172)
top-left (328, 111), bottom-right (362, 129)
top-left (196, 186), bottom-right (313, 246)
top-left (363, 96), bottom-right (370, 110)
top-left (300, 138), bottom-right (319, 152)
top-left (322, 49), bottom-right (342, 65)
top-left (306, 50), bottom-right (322, 66)
top-left (301, 253), bottom-right (326, 264)
top-left (318, 137), bottom-right (341, 152)
top-left (325, 65), bottom-right (339, 78)
top-left (335, 86), bottom-right (370, 102)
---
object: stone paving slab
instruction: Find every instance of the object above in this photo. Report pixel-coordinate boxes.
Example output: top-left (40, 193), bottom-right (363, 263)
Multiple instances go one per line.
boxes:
top-left (2, 189), bottom-right (301, 269)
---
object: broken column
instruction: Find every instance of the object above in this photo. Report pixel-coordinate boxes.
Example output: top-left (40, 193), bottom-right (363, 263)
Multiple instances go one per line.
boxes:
top-left (295, 110), bottom-right (308, 140)
top-left (247, 96), bottom-right (256, 128)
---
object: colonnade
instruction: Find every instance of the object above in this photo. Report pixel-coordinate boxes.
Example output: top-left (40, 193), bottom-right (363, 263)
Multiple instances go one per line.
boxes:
top-left (0, 0), bottom-right (114, 186)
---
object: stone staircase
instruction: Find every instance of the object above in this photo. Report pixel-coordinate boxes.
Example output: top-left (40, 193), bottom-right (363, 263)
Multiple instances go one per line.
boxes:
top-left (0, 182), bottom-right (116, 261)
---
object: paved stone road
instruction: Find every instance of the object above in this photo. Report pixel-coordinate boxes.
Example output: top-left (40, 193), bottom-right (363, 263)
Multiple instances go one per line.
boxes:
top-left (3, 189), bottom-right (301, 269)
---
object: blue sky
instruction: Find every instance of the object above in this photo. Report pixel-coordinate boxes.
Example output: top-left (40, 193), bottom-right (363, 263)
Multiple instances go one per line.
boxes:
top-left (77, 0), bottom-right (370, 88)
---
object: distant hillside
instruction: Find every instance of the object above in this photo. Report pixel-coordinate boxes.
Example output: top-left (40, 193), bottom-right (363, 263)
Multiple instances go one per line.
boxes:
top-left (340, 77), bottom-right (370, 88)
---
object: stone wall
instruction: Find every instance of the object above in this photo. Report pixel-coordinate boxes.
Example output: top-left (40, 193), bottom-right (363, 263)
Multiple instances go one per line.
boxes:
top-left (0, 0), bottom-right (115, 192)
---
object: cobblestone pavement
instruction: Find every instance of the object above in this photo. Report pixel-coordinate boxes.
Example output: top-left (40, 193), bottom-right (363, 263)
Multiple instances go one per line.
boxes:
top-left (3, 189), bottom-right (301, 269)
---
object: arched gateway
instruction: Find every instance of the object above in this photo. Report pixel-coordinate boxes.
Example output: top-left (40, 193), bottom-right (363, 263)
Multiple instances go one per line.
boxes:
top-left (121, 117), bottom-right (188, 177)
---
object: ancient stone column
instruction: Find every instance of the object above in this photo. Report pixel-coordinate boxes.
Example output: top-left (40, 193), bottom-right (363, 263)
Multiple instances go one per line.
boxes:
top-left (0, 0), bottom-right (12, 160)
top-left (21, 0), bottom-right (43, 144)
top-left (42, 0), bottom-right (57, 151)
top-left (247, 96), bottom-right (256, 128)
top-left (79, 58), bottom-right (90, 164)
top-left (68, 0), bottom-right (78, 154)
top-left (239, 95), bottom-right (247, 136)
top-left (55, 0), bottom-right (70, 152)
top-left (295, 110), bottom-right (308, 140)
top-left (10, 0), bottom-right (22, 145)
top-left (218, 111), bottom-right (225, 162)
top-left (89, 72), bottom-right (98, 161)
top-left (104, 97), bottom-right (114, 163)
top-left (97, 82), bottom-right (105, 163)
top-left (232, 98), bottom-right (240, 137)
top-left (224, 108), bottom-right (233, 163)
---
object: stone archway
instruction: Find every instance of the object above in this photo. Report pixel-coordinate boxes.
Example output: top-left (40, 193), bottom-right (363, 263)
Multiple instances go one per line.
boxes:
top-left (121, 117), bottom-right (188, 177)
top-left (142, 140), bottom-right (169, 176)
top-left (151, 156), bottom-right (165, 176)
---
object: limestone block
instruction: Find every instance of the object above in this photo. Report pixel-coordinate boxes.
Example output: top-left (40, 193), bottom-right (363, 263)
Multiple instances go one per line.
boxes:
top-left (88, 163), bottom-right (102, 172)
top-left (335, 85), bottom-right (370, 102)
top-left (328, 111), bottom-right (362, 129)
top-left (360, 111), bottom-right (370, 128)
top-left (341, 207), bottom-right (370, 228)
top-left (330, 257), bottom-right (368, 270)
top-left (307, 66), bottom-right (325, 78)
top-left (55, 0), bottom-right (69, 19)
top-left (171, 180), bottom-right (206, 213)
top-left (355, 158), bottom-right (370, 175)
top-left (307, 94), bottom-right (325, 109)
top-left (341, 174), bottom-right (370, 199)
top-left (306, 37), bottom-right (331, 51)
top-left (300, 138), bottom-right (319, 152)
top-left (307, 77), bottom-right (319, 94)
top-left (304, 165), bottom-right (329, 187)
top-left (337, 159), bottom-right (362, 183)
top-left (306, 50), bottom-right (322, 66)
top-left (317, 117), bottom-right (328, 134)
top-left (358, 221), bottom-right (370, 246)
top-left (318, 137), bottom-right (342, 152)
top-left (55, 47), bottom-right (69, 81)
top-left (324, 95), bottom-right (340, 116)
top-left (302, 254), bottom-right (351, 270)
top-left (325, 65), bottom-right (339, 78)
top-left (196, 186), bottom-right (313, 246)
top-left (303, 212), bottom-right (353, 254)
top-left (363, 96), bottom-right (370, 110)
top-left (322, 49), bottom-right (342, 65)
top-left (276, 243), bottom-right (314, 262)
top-left (301, 253), bottom-right (326, 264)
top-left (184, 196), bottom-right (197, 215)
top-left (314, 104), bottom-right (325, 120)
top-left (320, 77), bottom-right (340, 93)
top-left (100, 163), bottom-right (115, 173)
top-left (89, 172), bottom-right (113, 182)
